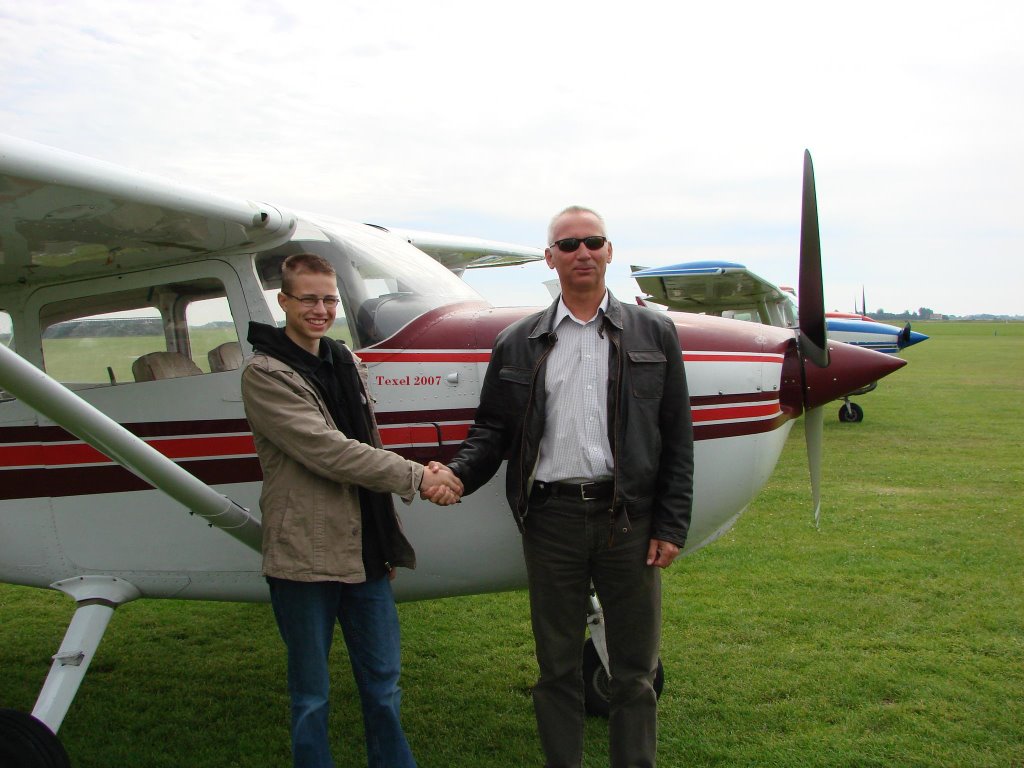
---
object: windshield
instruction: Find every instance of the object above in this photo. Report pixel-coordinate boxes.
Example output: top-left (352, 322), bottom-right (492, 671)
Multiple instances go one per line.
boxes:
top-left (256, 217), bottom-right (486, 347)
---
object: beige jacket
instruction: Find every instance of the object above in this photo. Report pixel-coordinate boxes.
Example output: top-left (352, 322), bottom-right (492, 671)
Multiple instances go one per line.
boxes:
top-left (241, 349), bottom-right (421, 582)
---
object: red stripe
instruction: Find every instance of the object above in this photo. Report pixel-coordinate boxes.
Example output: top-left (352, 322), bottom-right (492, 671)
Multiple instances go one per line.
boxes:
top-left (0, 444), bottom-right (45, 468)
top-left (379, 423), bottom-right (471, 445)
top-left (684, 353), bottom-right (783, 363)
top-left (361, 351), bottom-right (783, 365)
top-left (0, 435), bottom-right (257, 470)
top-left (0, 394), bottom-right (788, 475)
top-left (691, 403), bottom-right (780, 422)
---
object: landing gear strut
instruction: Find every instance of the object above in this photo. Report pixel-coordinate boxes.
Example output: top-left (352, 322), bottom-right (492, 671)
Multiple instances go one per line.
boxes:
top-left (583, 587), bottom-right (665, 716)
top-left (2, 575), bottom-right (140, 767)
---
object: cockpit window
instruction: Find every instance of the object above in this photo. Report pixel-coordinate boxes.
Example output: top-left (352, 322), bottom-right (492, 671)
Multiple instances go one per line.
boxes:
top-left (255, 219), bottom-right (485, 348)
top-left (39, 277), bottom-right (241, 386)
top-left (0, 310), bottom-right (11, 350)
top-left (0, 309), bottom-right (11, 401)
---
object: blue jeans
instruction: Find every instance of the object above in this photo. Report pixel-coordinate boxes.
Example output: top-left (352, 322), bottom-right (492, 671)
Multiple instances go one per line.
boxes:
top-left (268, 576), bottom-right (417, 768)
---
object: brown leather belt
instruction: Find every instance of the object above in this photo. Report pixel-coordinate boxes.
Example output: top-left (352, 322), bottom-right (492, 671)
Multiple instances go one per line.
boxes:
top-left (532, 480), bottom-right (614, 502)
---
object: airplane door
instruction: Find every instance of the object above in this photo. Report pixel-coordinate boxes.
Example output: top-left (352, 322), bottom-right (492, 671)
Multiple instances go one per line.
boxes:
top-left (19, 259), bottom-right (265, 598)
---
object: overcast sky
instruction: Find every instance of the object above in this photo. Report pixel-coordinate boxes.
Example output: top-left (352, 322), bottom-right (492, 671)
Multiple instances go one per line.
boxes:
top-left (2, 1), bottom-right (1021, 316)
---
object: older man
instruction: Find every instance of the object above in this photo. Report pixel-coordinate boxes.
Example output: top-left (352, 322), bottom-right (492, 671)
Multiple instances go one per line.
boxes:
top-left (441, 207), bottom-right (694, 767)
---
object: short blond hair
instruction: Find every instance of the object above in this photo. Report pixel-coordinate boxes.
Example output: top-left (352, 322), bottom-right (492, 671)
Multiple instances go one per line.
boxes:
top-left (281, 253), bottom-right (336, 294)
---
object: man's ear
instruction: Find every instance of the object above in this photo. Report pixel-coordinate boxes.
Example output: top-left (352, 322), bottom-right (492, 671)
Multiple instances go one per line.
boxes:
top-left (544, 248), bottom-right (555, 269)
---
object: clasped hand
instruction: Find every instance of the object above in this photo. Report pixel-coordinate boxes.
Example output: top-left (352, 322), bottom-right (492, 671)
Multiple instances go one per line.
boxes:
top-left (419, 461), bottom-right (463, 506)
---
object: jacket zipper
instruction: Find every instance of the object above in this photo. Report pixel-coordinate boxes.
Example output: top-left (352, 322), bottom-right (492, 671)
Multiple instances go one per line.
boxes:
top-left (608, 324), bottom-right (624, 545)
top-left (515, 333), bottom-right (557, 526)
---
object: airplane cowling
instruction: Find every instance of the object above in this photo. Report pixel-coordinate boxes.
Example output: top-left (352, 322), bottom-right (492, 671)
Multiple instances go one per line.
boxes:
top-left (799, 341), bottom-right (906, 410)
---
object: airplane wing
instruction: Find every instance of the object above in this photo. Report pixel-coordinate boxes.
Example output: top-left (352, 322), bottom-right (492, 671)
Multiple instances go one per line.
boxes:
top-left (0, 135), bottom-right (297, 289)
top-left (631, 261), bottom-right (796, 325)
top-left (377, 226), bottom-right (544, 272)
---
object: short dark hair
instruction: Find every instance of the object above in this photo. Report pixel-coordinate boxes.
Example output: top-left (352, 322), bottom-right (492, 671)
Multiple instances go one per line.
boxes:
top-left (281, 253), bottom-right (336, 293)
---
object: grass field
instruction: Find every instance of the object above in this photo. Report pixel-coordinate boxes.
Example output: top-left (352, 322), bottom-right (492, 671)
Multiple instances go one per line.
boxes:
top-left (1, 322), bottom-right (1022, 767)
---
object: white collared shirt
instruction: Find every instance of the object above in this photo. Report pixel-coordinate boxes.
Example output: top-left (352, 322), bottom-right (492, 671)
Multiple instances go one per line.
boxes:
top-left (534, 293), bottom-right (614, 483)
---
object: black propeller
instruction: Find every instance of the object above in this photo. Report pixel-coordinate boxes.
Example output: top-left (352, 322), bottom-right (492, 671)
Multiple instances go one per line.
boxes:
top-left (798, 149), bottom-right (829, 369)
top-left (900, 322), bottom-right (912, 347)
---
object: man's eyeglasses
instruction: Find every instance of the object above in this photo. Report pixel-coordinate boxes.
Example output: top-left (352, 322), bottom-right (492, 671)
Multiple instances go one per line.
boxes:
top-left (282, 292), bottom-right (342, 309)
top-left (549, 236), bottom-right (608, 253)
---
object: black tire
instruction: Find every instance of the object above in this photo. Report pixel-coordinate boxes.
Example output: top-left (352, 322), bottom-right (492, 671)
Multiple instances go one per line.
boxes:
top-left (0, 709), bottom-right (71, 768)
top-left (581, 638), bottom-right (664, 717)
top-left (838, 402), bottom-right (864, 423)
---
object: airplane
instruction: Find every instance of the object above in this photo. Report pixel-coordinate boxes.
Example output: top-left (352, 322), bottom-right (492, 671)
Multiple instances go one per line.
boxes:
top-left (630, 260), bottom-right (927, 422)
top-left (0, 137), bottom-right (905, 764)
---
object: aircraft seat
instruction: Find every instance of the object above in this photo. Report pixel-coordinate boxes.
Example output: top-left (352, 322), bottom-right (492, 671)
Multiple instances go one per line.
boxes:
top-left (207, 341), bottom-right (243, 372)
top-left (132, 351), bottom-right (203, 382)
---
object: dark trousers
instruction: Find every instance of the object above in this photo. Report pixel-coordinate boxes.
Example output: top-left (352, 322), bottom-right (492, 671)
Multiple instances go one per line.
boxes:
top-left (522, 492), bottom-right (661, 768)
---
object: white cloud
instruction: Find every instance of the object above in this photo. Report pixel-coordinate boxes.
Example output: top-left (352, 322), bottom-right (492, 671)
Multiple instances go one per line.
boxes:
top-left (2, 0), bottom-right (1022, 314)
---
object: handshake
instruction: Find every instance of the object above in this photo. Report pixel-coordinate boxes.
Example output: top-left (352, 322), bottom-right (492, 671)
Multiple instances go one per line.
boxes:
top-left (418, 461), bottom-right (463, 506)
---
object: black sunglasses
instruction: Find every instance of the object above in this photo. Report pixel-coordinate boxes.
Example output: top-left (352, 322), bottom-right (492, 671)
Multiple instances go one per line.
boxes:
top-left (549, 236), bottom-right (608, 253)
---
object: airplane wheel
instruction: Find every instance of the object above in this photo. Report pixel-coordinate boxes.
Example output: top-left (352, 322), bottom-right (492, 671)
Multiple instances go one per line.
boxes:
top-left (838, 402), bottom-right (864, 423)
top-left (0, 709), bottom-right (71, 768)
top-left (581, 638), bottom-right (664, 717)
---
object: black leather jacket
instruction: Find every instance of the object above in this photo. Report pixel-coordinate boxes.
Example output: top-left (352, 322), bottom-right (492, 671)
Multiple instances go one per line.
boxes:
top-left (448, 293), bottom-right (694, 548)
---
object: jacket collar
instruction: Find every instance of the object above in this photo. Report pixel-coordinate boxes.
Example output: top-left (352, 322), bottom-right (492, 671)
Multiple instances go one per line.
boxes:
top-left (529, 290), bottom-right (623, 340)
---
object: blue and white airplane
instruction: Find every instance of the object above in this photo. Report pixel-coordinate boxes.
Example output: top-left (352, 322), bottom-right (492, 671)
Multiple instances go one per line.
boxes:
top-left (630, 260), bottom-right (928, 422)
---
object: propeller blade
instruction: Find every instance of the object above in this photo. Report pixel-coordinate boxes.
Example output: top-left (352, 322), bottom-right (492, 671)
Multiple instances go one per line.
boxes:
top-left (798, 150), bottom-right (829, 369)
top-left (805, 405), bottom-right (824, 527)
top-left (795, 152), bottom-right (828, 524)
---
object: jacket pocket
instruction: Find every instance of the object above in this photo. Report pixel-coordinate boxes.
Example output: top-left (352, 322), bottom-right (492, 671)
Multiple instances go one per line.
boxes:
top-left (268, 489), bottom-right (313, 571)
top-left (627, 350), bottom-right (666, 399)
top-left (499, 366), bottom-right (533, 386)
top-left (498, 365), bottom-right (532, 405)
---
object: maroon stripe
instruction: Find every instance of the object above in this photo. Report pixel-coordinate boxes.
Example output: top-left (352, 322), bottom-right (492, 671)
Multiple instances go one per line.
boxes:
top-left (693, 412), bottom-right (792, 440)
top-left (0, 457), bottom-right (264, 500)
top-left (373, 407), bottom-right (479, 425)
top-left (690, 391), bottom-right (780, 406)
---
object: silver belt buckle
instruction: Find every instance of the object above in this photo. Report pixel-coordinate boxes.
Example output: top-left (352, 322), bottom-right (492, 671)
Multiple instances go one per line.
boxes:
top-left (580, 482), bottom-right (597, 501)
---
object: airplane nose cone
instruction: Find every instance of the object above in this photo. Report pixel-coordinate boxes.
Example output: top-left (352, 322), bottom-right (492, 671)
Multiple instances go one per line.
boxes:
top-left (801, 341), bottom-right (906, 410)
top-left (902, 330), bottom-right (929, 348)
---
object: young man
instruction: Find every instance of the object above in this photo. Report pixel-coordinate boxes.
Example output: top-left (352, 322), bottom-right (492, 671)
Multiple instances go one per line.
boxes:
top-left (241, 253), bottom-right (461, 768)
top-left (439, 207), bottom-right (694, 768)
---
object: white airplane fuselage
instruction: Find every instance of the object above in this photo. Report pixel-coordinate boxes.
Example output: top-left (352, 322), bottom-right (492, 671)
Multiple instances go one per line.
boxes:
top-left (0, 224), bottom-right (803, 604)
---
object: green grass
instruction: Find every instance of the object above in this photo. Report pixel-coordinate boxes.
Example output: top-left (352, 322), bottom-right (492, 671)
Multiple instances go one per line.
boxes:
top-left (40, 324), bottom-right (354, 384)
top-left (2, 322), bottom-right (1022, 766)
top-left (41, 329), bottom-right (240, 383)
